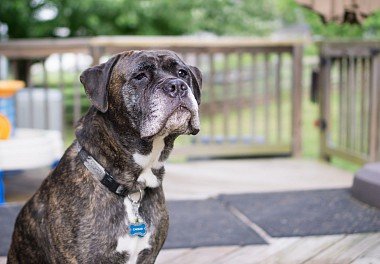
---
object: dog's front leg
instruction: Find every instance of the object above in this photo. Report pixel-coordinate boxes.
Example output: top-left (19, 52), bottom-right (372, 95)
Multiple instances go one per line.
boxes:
top-left (135, 248), bottom-right (157, 264)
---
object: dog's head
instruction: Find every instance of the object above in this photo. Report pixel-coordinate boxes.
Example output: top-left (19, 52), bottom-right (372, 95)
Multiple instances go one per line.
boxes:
top-left (80, 50), bottom-right (201, 140)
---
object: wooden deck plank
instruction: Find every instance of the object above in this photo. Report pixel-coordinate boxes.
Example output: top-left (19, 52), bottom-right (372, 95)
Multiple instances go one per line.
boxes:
top-left (350, 236), bottom-right (380, 263)
top-left (357, 241), bottom-right (380, 258)
top-left (339, 233), bottom-right (380, 262)
top-left (155, 248), bottom-right (191, 264)
top-left (261, 234), bottom-right (345, 264)
top-left (167, 246), bottom-right (239, 264)
top-left (217, 237), bottom-right (299, 264)
top-left (351, 257), bottom-right (380, 264)
top-left (306, 233), bottom-right (380, 263)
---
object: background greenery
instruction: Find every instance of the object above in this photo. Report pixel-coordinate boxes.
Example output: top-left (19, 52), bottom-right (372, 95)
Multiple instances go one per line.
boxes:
top-left (1, 0), bottom-right (380, 39)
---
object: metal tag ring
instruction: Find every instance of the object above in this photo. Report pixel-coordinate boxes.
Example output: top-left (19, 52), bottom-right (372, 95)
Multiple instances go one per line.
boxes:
top-left (127, 188), bottom-right (143, 204)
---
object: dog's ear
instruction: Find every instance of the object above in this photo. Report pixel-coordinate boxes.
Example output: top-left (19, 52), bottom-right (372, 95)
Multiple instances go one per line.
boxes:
top-left (189, 65), bottom-right (202, 105)
top-left (80, 54), bottom-right (121, 113)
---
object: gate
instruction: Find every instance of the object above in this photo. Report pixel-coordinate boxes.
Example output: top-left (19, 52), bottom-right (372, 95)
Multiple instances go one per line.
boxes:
top-left (317, 41), bottom-right (380, 164)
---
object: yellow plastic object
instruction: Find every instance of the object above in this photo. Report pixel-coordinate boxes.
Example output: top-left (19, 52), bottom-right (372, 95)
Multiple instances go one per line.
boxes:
top-left (0, 114), bottom-right (11, 139)
top-left (0, 80), bottom-right (25, 98)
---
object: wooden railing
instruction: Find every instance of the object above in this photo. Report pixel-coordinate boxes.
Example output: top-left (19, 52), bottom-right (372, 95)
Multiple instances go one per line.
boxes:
top-left (0, 37), bottom-right (303, 158)
top-left (317, 41), bottom-right (380, 164)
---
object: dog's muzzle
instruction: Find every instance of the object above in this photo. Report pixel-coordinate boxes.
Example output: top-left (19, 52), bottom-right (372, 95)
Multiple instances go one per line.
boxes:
top-left (140, 78), bottom-right (200, 139)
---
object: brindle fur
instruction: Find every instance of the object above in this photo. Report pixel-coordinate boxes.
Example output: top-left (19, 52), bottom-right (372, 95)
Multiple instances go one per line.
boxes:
top-left (7, 50), bottom-right (201, 264)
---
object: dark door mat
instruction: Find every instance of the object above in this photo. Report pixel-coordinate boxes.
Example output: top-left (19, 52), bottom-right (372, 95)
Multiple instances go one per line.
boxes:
top-left (0, 200), bottom-right (266, 256)
top-left (218, 188), bottom-right (380, 237)
top-left (0, 203), bottom-right (23, 256)
top-left (163, 199), bottom-right (266, 249)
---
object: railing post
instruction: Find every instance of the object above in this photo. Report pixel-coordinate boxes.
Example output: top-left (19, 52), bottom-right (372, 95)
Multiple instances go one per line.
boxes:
top-left (90, 46), bottom-right (104, 66)
top-left (369, 54), bottom-right (380, 162)
top-left (292, 45), bottom-right (303, 157)
top-left (318, 54), bottom-right (331, 162)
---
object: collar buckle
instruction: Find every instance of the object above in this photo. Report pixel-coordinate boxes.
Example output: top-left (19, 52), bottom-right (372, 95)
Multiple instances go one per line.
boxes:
top-left (115, 185), bottom-right (129, 197)
top-left (100, 172), bottom-right (129, 197)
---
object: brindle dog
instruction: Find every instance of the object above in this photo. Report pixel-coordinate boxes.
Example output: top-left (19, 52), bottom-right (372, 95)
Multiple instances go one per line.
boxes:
top-left (7, 50), bottom-right (201, 264)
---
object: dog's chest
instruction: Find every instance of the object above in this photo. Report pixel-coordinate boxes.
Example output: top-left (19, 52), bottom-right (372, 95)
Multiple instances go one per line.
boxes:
top-left (114, 138), bottom-right (166, 263)
top-left (116, 196), bottom-right (151, 264)
top-left (133, 137), bottom-right (165, 188)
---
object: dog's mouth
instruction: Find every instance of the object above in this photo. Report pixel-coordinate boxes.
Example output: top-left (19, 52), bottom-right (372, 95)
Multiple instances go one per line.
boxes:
top-left (140, 104), bottom-right (200, 140)
top-left (165, 105), bottom-right (198, 133)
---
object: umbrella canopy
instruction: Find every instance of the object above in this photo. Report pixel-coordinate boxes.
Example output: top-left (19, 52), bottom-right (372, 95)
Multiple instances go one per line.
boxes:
top-left (296, 0), bottom-right (380, 24)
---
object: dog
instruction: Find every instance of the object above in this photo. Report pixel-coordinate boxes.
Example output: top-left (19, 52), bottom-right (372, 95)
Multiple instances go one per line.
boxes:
top-left (7, 50), bottom-right (202, 264)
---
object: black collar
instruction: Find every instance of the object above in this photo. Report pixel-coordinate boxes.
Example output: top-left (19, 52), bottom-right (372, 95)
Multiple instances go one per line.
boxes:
top-left (77, 143), bottom-right (130, 197)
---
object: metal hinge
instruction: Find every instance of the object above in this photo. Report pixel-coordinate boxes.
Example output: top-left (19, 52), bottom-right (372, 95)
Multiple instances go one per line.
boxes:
top-left (315, 118), bottom-right (327, 131)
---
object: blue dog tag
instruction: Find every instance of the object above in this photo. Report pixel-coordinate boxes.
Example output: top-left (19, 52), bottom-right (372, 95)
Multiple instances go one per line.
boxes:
top-left (129, 222), bottom-right (147, 237)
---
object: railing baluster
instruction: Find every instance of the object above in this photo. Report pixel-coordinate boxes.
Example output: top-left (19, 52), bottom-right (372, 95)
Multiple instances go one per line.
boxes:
top-left (275, 52), bottom-right (282, 143)
top-left (251, 53), bottom-right (256, 140)
top-left (355, 58), bottom-right (362, 153)
top-left (193, 51), bottom-right (201, 145)
top-left (264, 53), bottom-right (270, 143)
top-left (58, 54), bottom-right (65, 137)
top-left (237, 52), bottom-right (243, 141)
top-left (363, 58), bottom-right (369, 155)
top-left (209, 52), bottom-right (215, 142)
top-left (349, 57), bottom-right (356, 152)
top-left (345, 57), bottom-right (350, 150)
top-left (292, 46), bottom-right (303, 157)
top-left (369, 55), bottom-right (380, 161)
top-left (222, 52), bottom-right (230, 142)
top-left (24, 60), bottom-right (34, 128)
top-left (338, 58), bottom-right (344, 148)
top-left (73, 54), bottom-right (81, 126)
top-left (43, 59), bottom-right (49, 130)
top-left (365, 58), bottom-right (371, 155)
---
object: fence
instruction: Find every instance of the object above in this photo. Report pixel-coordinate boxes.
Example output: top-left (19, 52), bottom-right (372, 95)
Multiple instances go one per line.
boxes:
top-left (317, 41), bottom-right (380, 164)
top-left (0, 37), bottom-right (303, 158)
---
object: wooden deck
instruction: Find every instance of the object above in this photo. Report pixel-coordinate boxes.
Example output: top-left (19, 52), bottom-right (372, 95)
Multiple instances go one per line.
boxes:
top-left (2, 234), bottom-right (377, 264)
top-left (2, 158), bottom-right (379, 263)
top-left (156, 233), bottom-right (380, 264)
top-left (162, 158), bottom-right (379, 263)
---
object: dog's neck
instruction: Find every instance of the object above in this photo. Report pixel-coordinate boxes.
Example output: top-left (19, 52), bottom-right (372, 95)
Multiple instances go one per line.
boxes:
top-left (75, 108), bottom-right (177, 189)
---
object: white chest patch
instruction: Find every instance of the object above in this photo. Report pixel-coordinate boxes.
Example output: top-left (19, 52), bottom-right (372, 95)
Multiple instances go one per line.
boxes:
top-left (116, 196), bottom-right (151, 264)
top-left (133, 137), bottom-right (165, 188)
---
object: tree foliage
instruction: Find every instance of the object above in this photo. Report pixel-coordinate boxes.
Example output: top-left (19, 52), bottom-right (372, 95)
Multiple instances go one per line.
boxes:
top-left (0, 0), bottom-right (278, 38)
top-left (1, 0), bottom-right (379, 39)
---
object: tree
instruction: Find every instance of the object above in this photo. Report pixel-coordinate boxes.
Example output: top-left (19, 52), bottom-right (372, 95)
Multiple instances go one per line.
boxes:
top-left (0, 0), bottom-right (281, 39)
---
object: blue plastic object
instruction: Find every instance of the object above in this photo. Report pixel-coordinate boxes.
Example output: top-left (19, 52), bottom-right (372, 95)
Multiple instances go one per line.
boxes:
top-left (0, 97), bottom-right (16, 136)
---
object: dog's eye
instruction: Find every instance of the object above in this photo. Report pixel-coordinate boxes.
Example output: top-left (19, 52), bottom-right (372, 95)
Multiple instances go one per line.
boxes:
top-left (178, 69), bottom-right (188, 78)
top-left (134, 73), bottom-right (147, 81)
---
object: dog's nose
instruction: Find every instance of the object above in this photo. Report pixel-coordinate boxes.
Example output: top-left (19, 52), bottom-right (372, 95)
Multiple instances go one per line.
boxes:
top-left (163, 79), bottom-right (188, 98)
